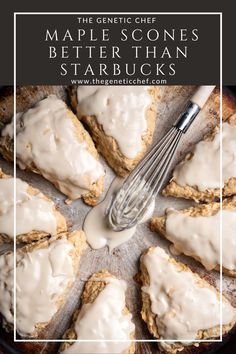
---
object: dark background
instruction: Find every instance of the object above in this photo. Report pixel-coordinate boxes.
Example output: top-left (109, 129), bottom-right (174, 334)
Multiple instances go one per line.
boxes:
top-left (0, 1), bottom-right (235, 85)
top-left (16, 14), bottom-right (220, 85)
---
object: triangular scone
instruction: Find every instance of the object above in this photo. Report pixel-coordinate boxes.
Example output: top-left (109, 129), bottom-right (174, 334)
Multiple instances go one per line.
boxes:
top-left (139, 247), bottom-right (236, 354)
top-left (0, 168), bottom-right (67, 244)
top-left (150, 197), bottom-right (236, 277)
top-left (59, 270), bottom-right (135, 354)
top-left (0, 230), bottom-right (87, 338)
top-left (0, 85), bottom-right (67, 130)
top-left (162, 114), bottom-right (236, 202)
top-left (69, 86), bottom-right (159, 177)
top-left (0, 95), bottom-right (105, 205)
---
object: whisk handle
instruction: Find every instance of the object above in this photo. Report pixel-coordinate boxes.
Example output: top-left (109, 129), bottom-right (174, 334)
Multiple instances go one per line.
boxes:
top-left (191, 85), bottom-right (215, 108)
top-left (174, 85), bottom-right (215, 133)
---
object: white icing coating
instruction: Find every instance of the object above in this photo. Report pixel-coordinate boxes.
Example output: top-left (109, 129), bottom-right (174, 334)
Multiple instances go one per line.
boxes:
top-left (0, 177), bottom-right (57, 239)
top-left (77, 86), bottom-right (152, 159)
top-left (0, 252), bottom-right (14, 325)
top-left (84, 177), bottom-right (155, 250)
top-left (142, 247), bottom-right (236, 341)
top-left (165, 208), bottom-right (236, 271)
top-left (0, 238), bottom-right (75, 336)
top-left (173, 122), bottom-right (236, 191)
top-left (2, 95), bottom-right (104, 200)
top-left (61, 277), bottom-right (134, 354)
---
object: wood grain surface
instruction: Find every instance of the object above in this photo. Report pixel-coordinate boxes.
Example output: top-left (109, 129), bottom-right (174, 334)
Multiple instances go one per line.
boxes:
top-left (0, 86), bottom-right (236, 354)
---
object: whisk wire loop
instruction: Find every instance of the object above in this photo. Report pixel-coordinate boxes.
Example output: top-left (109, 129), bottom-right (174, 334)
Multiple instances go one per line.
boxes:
top-left (108, 126), bottom-right (184, 231)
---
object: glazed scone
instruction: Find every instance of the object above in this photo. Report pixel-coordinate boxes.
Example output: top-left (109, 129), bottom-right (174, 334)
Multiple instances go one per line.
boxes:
top-left (69, 86), bottom-right (159, 177)
top-left (0, 85), bottom-right (67, 129)
top-left (0, 95), bottom-right (105, 205)
top-left (0, 168), bottom-right (67, 244)
top-left (0, 230), bottom-right (87, 337)
top-left (139, 247), bottom-right (236, 354)
top-left (59, 270), bottom-right (135, 354)
top-left (162, 114), bottom-right (236, 202)
top-left (150, 197), bottom-right (236, 276)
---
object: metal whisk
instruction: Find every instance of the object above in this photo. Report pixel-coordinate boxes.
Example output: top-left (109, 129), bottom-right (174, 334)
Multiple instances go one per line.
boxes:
top-left (107, 86), bottom-right (215, 231)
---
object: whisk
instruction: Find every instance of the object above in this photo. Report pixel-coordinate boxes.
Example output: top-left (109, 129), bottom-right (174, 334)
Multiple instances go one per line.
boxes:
top-left (107, 86), bottom-right (215, 231)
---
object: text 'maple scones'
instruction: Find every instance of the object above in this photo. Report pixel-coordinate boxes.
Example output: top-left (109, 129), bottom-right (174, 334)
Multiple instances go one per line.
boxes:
top-left (59, 270), bottom-right (135, 354)
top-left (162, 114), bottom-right (236, 202)
top-left (139, 247), bottom-right (236, 354)
top-left (150, 197), bottom-right (236, 276)
top-left (0, 95), bottom-right (105, 205)
top-left (69, 86), bottom-right (159, 177)
top-left (0, 168), bottom-right (67, 244)
top-left (0, 230), bottom-right (87, 338)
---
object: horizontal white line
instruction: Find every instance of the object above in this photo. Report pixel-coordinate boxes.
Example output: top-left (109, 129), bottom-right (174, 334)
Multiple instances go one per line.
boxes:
top-left (14, 339), bottom-right (223, 343)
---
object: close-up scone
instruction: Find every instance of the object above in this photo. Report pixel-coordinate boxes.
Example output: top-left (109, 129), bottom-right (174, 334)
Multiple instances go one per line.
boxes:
top-left (0, 85), bottom-right (67, 129)
top-left (150, 197), bottom-right (236, 276)
top-left (59, 270), bottom-right (135, 354)
top-left (69, 86), bottom-right (159, 177)
top-left (0, 168), bottom-right (67, 244)
top-left (139, 247), bottom-right (236, 354)
top-left (0, 230), bottom-right (87, 338)
top-left (0, 94), bottom-right (105, 205)
top-left (162, 114), bottom-right (236, 202)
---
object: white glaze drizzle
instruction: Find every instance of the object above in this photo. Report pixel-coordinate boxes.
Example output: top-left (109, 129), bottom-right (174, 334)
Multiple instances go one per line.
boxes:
top-left (84, 177), bottom-right (155, 251)
top-left (77, 86), bottom-right (152, 159)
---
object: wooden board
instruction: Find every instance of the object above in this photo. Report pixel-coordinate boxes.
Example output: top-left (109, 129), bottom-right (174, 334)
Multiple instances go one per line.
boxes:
top-left (0, 86), bottom-right (236, 354)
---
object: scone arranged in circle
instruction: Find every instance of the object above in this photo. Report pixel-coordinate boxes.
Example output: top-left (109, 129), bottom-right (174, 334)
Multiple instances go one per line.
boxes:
top-left (0, 95), bottom-right (105, 205)
top-left (70, 86), bottom-right (159, 176)
top-left (0, 168), bottom-right (67, 244)
top-left (162, 114), bottom-right (236, 202)
top-left (59, 270), bottom-right (135, 354)
top-left (139, 247), bottom-right (236, 354)
top-left (150, 197), bottom-right (236, 276)
top-left (0, 85), bottom-right (67, 129)
top-left (0, 230), bottom-right (87, 338)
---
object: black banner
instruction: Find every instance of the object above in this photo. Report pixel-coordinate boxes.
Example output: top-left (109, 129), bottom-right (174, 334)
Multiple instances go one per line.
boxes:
top-left (16, 14), bottom-right (220, 85)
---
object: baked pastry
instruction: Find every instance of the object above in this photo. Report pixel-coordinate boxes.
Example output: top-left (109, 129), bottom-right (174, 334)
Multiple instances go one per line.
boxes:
top-left (59, 270), bottom-right (135, 354)
top-left (0, 230), bottom-right (87, 337)
top-left (0, 95), bottom-right (105, 205)
top-left (69, 86), bottom-right (159, 176)
top-left (0, 85), bottom-right (66, 130)
top-left (139, 246), bottom-right (236, 354)
top-left (162, 114), bottom-right (236, 202)
top-left (0, 168), bottom-right (67, 244)
top-left (150, 197), bottom-right (236, 276)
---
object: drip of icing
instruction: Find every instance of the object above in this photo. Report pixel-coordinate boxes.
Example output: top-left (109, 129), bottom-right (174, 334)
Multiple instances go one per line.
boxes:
top-left (0, 177), bottom-right (57, 238)
top-left (61, 277), bottom-right (134, 354)
top-left (77, 86), bottom-right (152, 159)
top-left (83, 177), bottom-right (155, 251)
top-left (142, 247), bottom-right (236, 342)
